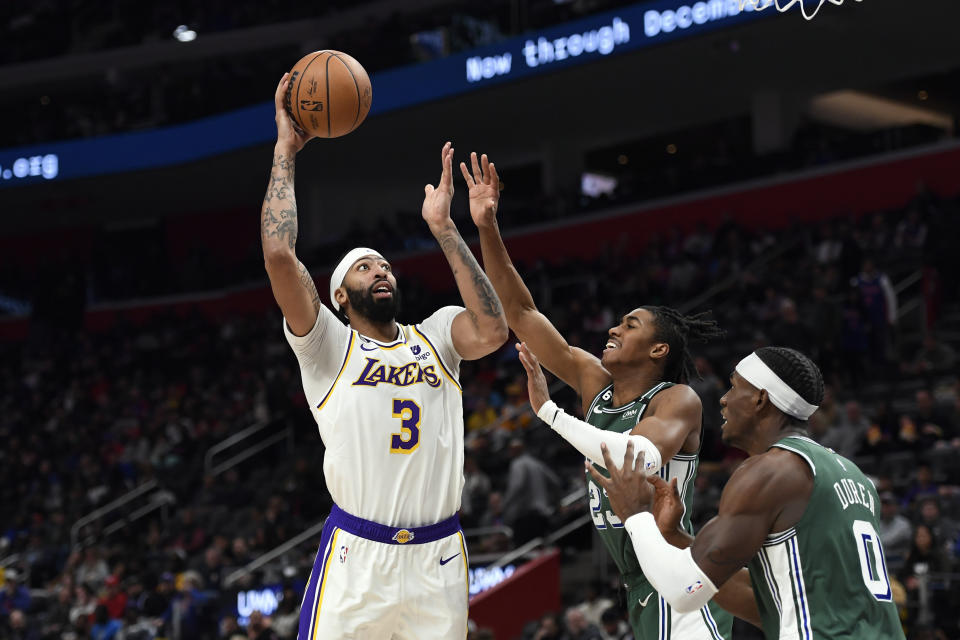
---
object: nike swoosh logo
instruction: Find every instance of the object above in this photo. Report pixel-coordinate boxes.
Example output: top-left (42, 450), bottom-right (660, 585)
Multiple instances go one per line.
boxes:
top-left (359, 343), bottom-right (379, 351)
top-left (439, 553), bottom-right (461, 566)
top-left (593, 406), bottom-right (604, 414)
top-left (638, 592), bottom-right (653, 607)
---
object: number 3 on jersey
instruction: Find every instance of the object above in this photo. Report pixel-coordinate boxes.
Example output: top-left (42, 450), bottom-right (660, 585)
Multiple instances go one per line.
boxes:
top-left (390, 399), bottom-right (421, 453)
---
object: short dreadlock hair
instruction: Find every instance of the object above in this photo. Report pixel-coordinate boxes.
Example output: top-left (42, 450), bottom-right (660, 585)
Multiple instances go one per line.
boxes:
top-left (641, 306), bottom-right (725, 384)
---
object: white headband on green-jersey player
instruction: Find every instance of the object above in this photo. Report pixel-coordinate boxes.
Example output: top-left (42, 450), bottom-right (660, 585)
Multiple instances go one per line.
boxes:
top-left (735, 352), bottom-right (819, 420)
top-left (329, 247), bottom-right (385, 312)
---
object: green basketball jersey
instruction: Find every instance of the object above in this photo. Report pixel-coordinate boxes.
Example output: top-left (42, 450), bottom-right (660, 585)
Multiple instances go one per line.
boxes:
top-left (584, 383), bottom-right (732, 640)
top-left (747, 436), bottom-right (905, 640)
top-left (585, 382), bottom-right (698, 577)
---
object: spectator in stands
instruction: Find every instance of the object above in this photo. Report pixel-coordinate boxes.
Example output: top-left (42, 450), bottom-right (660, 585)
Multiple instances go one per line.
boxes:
top-left (166, 571), bottom-right (209, 639)
top-left (98, 574), bottom-right (128, 620)
top-left (69, 582), bottom-right (96, 629)
top-left (89, 604), bottom-right (123, 640)
top-left (805, 284), bottom-right (842, 376)
top-left (498, 382), bottom-right (535, 432)
top-left (40, 579), bottom-right (74, 638)
top-left (769, 299), bottom-right (816, 358)
top-left (903, 464), bottom-right (939, 507)
top-left (246, 610), bottom-right (280, 640)
top-left (5, 609), bottom-right (38, 640)
top-left (905, 390), bottom-right (956, 447)
top-left (138, 573), bottom-right (173, 620)
top-left (502, 438), bottom-right (561, 545)
top-left (532, 612), bottom-right (565, 640)
top-left (599, 607), bottom-right (632, 640)
top-left (116, 605), bottom-right (156, 640)
top-left (860, 401), bottom-right (898, 455)
top-left (461, 455), bottom-right (492, 528)
top-left (878, 492), bottom-right (913, 572)
top-left (220, 616), bottom-right (247, 640)
top-left (0, 570), bottom-right (31, 621)
top-left (838, 289), bottom-right (870, 387)
top-left (230, 537), bottom-right (255, 568)
top-left (194, 546), bottom-right (226, 592)
top-left (477, 492), bottom-right (510, 553)
top-left (916, 498), bottom-right (960, 557)
top-left (899, 524), bottom-right (953, 634)
top-left (271, 586), bottom-right (299, 639)
top-left (814, 221), bottom-right (842, 265)
top-left (894, 208), bottom-right (928, 252)
top-left (565, 607), bottom-right (602, 640)
top-left (466, 395), bottom-right (498, 433)
top-left (851, 257), bottom-right (897, 363)
top-left (818, 400), bottom-right (869, 458)
top-left (75, 547), bottom-right (110, 591)
top-left (573, 581), bottom-right (614, 629)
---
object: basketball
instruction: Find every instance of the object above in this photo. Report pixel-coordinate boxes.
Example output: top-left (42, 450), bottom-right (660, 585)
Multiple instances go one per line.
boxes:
top-left (285, 50), bottom-right (372, 138)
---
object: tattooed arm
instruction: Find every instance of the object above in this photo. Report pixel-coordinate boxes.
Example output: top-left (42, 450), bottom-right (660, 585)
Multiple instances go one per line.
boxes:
top-left (422, 143), bottom-right (508, 360)
top-left (262, 74), bottom-right (321, 337)
top-left (464, 152), bottom-right (609, 403)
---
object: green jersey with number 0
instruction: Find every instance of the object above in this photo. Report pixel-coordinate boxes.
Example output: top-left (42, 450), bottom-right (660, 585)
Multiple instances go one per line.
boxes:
top-left (747, 436), bottom-right (904, 639)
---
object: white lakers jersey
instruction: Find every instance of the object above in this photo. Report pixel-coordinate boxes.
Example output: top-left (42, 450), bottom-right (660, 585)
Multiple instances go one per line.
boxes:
top-left (283, 305), bottom-right (465, 528)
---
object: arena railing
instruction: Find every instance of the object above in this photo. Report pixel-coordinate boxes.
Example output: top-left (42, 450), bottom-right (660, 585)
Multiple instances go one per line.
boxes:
top-left (203, 418), bottom-right (294, 478)
top-left (223, 519), bottom-right (327, 588)
top-left (70, 480), bottom-right (164, 549)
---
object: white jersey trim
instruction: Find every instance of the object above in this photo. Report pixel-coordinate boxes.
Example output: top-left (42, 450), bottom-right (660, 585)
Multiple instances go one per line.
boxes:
top-left (316, 332), bottom-right (356, 412)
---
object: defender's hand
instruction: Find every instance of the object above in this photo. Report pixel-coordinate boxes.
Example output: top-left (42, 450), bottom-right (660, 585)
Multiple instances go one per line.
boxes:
top-left (460, 152), bottom-right (500, 229)
top-left (587, 442), bottom-right (654, 522)
top-left (274, 73), bottom-right (313, 153)
top-left (422, 142), bottom-right (456, 232)
top-left (649, 476), bottom-right (684, 537)
top-left (517, 342), bottom-right (549, 413)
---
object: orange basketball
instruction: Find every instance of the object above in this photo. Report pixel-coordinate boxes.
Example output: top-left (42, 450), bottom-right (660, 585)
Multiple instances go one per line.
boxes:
top-left (285, 50), bottom-right (372, 138)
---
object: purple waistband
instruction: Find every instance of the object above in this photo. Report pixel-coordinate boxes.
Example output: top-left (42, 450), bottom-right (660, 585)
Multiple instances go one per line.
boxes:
top-left (327, 504), bottom-right (461, 545)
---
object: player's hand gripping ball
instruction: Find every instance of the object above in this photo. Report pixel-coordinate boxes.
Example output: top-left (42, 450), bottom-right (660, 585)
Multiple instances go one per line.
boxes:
top-left (285, 51), bottom-right (372, 138)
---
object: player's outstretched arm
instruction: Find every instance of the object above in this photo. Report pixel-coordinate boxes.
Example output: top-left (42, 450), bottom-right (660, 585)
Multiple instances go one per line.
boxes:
top-left (262, 74), bottom-right (321, 337)
top-left (422, 143), bottom-right (508, 360)
top-left (463, 152), bottom-right (608, 398)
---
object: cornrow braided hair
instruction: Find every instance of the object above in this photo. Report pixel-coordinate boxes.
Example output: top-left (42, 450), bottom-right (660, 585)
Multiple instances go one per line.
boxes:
top-left (641, 306), bottom-right (725, 384)
top-left (754, 346), bottom-right (825, 423)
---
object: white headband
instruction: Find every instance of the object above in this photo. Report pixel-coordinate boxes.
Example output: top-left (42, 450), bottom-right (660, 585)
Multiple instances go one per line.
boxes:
top-left (329, 247), bottom-right (384, 311)
top-left (735, 352), bottom-right (819, 420)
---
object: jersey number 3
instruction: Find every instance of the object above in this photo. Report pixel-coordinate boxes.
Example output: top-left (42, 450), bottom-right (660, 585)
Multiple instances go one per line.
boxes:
top-left (390, 399), bottom-right (421, 454)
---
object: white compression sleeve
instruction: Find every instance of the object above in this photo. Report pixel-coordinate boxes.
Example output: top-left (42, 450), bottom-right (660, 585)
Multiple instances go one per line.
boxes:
top-left (624, 513), bottom-right (718, 613)
top-left (537, 401), bottom-right (662, 475)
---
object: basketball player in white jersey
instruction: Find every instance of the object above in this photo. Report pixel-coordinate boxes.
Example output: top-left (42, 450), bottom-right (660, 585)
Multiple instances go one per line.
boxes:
top-left (261, 74), bottom-right (508, 639)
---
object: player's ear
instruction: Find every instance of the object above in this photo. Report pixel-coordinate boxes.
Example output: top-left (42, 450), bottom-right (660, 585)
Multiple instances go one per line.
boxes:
top-left (334, 287), bottom-right (349, 311)
top-left (650, 342), bottom-right (669, 361)
top-left (755, 388), bottom-right (770, 412)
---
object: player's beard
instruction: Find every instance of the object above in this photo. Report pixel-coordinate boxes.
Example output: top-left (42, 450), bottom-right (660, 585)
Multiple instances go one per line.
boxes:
top-left (346, 281), bottom-right (401, 324)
